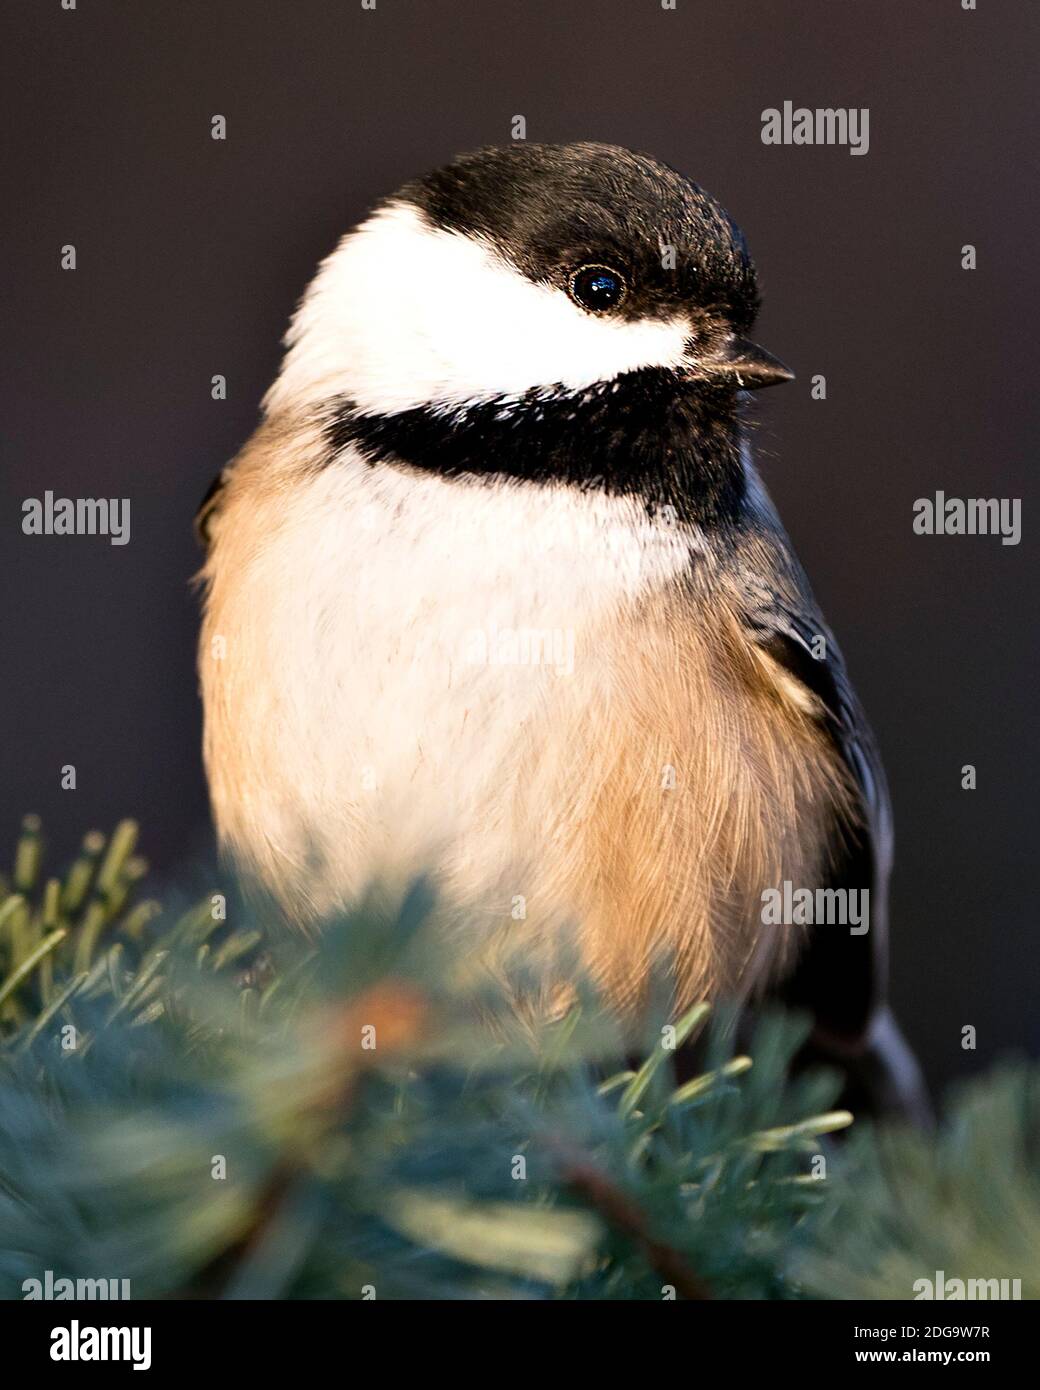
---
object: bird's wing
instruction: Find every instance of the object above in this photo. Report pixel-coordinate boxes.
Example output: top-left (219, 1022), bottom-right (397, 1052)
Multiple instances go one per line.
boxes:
top-left (194, 468), bottom-right (231, 548)
top-left (727, 472), bottom-right (928, 1118)
top-left (729, 473), bottom-right (890, 1044)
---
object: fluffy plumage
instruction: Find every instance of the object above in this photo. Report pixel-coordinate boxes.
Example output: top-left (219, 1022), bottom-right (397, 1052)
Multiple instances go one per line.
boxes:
top-left (196, 143), bottom-right (927, 1116)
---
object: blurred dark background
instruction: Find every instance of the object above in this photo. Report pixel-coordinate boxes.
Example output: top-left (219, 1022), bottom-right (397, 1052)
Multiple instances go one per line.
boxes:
top-left (1, 0), bottom-right (1036, 1094)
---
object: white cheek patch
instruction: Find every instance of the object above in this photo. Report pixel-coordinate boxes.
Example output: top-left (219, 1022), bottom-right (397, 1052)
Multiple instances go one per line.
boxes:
top-left (265, 202), bottom-right (690, 416)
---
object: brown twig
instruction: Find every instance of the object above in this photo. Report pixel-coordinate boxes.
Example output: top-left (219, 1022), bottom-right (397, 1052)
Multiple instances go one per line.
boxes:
top-left (550, 1142), bottom-right (712, 1299)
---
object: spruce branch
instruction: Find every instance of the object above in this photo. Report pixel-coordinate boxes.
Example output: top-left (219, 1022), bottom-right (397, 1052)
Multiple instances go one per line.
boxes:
top-left (1, 816), bottom-right (1035, 1302)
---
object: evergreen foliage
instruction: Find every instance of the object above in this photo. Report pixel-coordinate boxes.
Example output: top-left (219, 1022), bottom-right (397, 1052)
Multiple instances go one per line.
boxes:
top-left (0, 818), bottom-right (1033, 1301)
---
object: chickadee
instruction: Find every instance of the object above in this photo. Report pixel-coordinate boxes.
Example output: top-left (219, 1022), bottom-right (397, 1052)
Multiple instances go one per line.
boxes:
top-left (197, 142), bottom-right (926, 1118)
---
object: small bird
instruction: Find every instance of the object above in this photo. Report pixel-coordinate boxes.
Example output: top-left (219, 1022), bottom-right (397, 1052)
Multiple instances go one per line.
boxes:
top-left (197, 142), bottom-right (926, 1117)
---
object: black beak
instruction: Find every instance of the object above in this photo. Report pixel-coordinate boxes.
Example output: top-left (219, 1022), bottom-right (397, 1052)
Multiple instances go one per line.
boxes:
top-left (699, 337), bottom-right (795, 390)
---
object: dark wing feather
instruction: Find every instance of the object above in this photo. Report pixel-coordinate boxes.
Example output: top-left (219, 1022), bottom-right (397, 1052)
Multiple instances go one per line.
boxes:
top-left (730, 473), bottom-right (928, 1119)
top-left (745, 595), bottom-right (890, 1043)
top-left (194, 468), bottom-right (230, 548)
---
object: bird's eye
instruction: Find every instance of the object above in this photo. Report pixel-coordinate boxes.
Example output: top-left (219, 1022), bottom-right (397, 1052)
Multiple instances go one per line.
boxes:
top-left (568, 264), bottom-right (626, 313)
